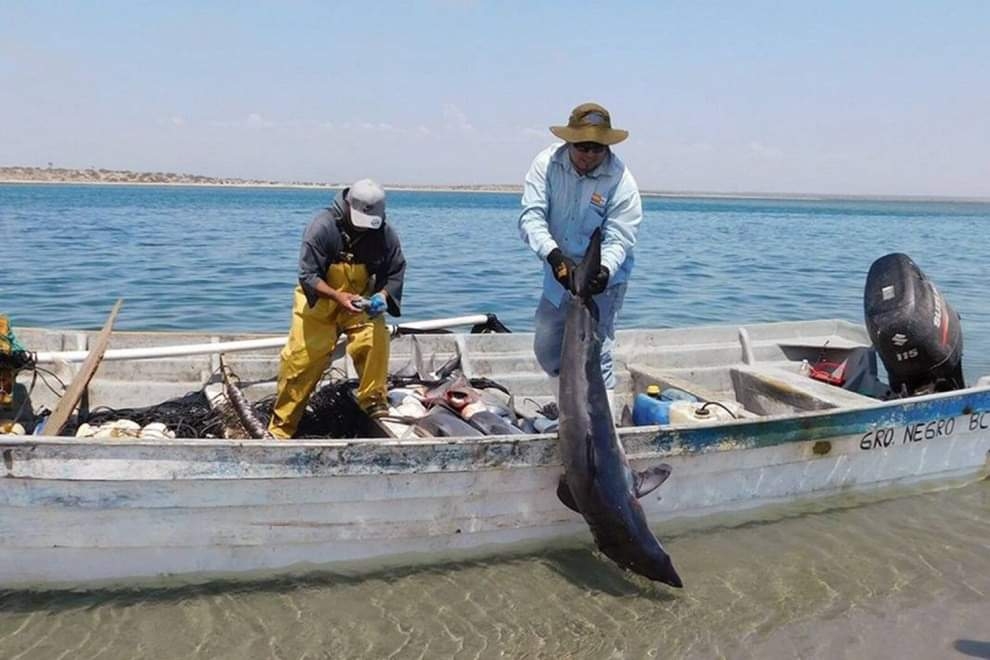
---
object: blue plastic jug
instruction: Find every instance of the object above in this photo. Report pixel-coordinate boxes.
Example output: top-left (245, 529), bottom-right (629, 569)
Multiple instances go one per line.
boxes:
top-left (632, 393), bottom-right (672, 426)
top-left (659, 387), bottom-right (698, 403)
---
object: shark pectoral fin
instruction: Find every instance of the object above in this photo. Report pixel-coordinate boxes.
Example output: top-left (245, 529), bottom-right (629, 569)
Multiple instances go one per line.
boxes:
top-left (634, 463), bottom-right (673, 499)
top-left (556, 475), bottom-right (582, 513)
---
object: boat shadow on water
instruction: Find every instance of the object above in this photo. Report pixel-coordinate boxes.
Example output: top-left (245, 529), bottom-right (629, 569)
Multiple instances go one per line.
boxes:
top-left (6, 477), bottom-right (977, 614)
top-left (953, 639), bottom-right (990, 659)
top-left (0, 543), bottom-right (675, 615)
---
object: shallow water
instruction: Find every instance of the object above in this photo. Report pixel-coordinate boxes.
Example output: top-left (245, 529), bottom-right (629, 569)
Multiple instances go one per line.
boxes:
top-left (1, 185), bottom-right (989, 658)
top-left (0, 479), bottom-right (986, 659)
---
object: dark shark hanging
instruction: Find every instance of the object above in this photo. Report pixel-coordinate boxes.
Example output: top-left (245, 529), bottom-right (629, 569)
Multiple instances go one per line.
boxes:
top-left (555, 228), bottom-right (683, 588)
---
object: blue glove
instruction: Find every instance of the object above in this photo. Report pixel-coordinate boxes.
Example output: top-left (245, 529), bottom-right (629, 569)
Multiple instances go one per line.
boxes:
top-left (366, 292), bottom-right (387, 317)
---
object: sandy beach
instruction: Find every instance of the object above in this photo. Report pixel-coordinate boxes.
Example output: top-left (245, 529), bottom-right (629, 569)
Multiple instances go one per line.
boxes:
top-left (2, 166), bottom-right (989, 203)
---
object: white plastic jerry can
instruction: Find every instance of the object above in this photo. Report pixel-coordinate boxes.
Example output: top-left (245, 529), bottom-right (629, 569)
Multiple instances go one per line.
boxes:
top-left (667, 400), bottom-right (740, 425)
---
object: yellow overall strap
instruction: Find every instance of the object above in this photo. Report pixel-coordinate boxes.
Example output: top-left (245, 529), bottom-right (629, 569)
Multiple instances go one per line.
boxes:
top-left (0, 315), bottom-right (12, 406)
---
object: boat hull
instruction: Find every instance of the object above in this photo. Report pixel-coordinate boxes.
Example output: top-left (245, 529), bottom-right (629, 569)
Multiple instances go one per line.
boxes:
top-left (2, 389), bottom-right (988, 588)
top-left (2, 319), bottom-right (989, 587)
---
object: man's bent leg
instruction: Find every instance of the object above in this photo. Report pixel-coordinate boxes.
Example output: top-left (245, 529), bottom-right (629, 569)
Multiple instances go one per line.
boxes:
top-left (345, 316), bottom-right (390, 414)
top-left (268, 291), bottom-right (339, 439)
top-left (533, 296), bottom-right (567, 379)
top-left (593, 283), bottom-right (627, 389)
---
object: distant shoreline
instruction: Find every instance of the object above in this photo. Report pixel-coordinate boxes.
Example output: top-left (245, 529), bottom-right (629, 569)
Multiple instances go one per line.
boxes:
top-left (0, 177), bottom-right (522, 195)
top-left (2, 167), bottom-right (988, 204)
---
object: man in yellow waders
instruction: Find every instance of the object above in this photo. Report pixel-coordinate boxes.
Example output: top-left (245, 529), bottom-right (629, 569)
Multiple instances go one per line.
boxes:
top-left (268, 179), bottom-right (406, 439)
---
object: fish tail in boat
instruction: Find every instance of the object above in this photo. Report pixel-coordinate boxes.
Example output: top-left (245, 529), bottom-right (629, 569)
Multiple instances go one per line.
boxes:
top-left (221, 360), bottom-right (272, 439)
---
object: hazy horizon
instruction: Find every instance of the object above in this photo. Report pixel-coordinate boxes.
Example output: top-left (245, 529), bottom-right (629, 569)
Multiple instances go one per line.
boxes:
top-left (3, 1), bottom-right (989, 198)
top-left (6, 167), bottom-right (990, 203)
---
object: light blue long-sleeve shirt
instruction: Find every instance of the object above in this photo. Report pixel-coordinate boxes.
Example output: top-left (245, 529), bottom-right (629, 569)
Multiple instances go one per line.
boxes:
top-left (519, 143), bottom-right (643, 307)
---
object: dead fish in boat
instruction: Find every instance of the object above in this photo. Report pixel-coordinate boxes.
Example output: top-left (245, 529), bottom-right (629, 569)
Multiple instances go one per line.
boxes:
top-left (556, 229), bottom-right (682, 588)
top-left (413, 405), bottom-right (483, 438)
top-left (459, 401), bottom-right (523, 435)
top-left (221, 359), bottom-right (272, 440)
top-left (421, 373), bottom-right (480, 409)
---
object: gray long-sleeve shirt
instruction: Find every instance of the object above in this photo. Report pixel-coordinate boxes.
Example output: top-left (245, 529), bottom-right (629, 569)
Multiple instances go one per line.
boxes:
top-left (298, 188), bottom-right (406, 316)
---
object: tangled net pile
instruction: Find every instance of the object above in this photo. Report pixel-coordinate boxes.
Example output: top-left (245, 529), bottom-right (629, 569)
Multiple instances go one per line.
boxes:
top-left (250, 379), bottom-right (363, 439)
top-left (60, 380), bottom-right (365, 439)
top-left (62, 391), bottom-right (224, 438)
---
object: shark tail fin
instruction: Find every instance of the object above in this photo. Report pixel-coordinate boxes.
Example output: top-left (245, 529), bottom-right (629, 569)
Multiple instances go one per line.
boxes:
top-left (571, 228), bottom-right (603, 300)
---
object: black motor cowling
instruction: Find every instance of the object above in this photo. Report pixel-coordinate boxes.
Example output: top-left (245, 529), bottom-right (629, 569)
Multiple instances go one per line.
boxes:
top-left (864, 253), bottom-right (964, 396)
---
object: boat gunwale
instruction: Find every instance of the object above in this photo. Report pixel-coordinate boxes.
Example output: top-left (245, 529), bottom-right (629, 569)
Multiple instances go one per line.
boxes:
top-left (3, 382), bottom-right (989, 459)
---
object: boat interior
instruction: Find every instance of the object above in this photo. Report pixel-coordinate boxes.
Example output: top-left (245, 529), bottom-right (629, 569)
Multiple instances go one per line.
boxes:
top-left (2, 319), bottom-right (902, 440)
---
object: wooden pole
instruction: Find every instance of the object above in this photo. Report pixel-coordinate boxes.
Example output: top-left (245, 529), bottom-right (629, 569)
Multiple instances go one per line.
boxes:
top-left (42, 299), bottom-right (123, 436)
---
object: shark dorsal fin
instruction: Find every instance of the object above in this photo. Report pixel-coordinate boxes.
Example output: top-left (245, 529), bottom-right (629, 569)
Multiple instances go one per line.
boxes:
top-left (634, 463), bottom-right (673, 498)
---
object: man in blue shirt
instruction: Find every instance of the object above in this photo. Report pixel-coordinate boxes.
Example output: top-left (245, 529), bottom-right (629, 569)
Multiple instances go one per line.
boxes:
top-left (519, 103), bottom-right (643, 412)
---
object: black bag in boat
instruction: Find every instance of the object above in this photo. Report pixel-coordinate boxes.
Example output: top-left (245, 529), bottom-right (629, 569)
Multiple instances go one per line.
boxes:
top-left (863, 253), bottom-right (964, 395)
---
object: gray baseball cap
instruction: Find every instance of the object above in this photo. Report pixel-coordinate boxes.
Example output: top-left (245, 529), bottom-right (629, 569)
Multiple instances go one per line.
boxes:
top-left (347, 179), bottom-right (385, 230)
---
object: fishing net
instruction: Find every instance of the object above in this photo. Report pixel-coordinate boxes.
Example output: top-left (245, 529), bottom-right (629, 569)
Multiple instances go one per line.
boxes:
top-left (39, 362), bottom-right (519, 440)
top-left (62, 391), bottom-right (225, 438)
top-left (248, 380), bottom-right (365, 439)
top-left (59, 380), bottom-right (367, 439)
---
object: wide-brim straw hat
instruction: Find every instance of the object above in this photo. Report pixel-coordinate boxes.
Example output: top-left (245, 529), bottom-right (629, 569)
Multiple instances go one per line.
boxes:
top-left (550, 102), bottom-right (628, 146)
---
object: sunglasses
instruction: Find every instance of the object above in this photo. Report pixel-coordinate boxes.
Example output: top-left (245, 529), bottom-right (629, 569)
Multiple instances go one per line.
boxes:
top-left (571, 142), bottom-right (607, 154)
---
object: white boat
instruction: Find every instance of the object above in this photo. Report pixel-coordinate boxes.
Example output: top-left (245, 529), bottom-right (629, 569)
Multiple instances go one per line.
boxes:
top-left (1, 317), bottom-right (988, 589)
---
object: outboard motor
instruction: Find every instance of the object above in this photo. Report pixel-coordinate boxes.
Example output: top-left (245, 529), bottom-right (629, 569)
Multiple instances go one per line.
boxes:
top-left (864, 253), bottom-right (964, 396)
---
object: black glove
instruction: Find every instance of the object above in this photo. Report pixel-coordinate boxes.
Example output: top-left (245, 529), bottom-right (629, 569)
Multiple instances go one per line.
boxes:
top-left (546, 248), bottom-right (576, 293)
top-left (588, 266), bottom-right (610, 295)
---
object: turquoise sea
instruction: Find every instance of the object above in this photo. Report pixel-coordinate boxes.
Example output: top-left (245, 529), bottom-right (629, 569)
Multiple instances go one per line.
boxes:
top-left (0, 184), bottom-right (988, 658)
top-left (3, 184), bottom-right (990, 379)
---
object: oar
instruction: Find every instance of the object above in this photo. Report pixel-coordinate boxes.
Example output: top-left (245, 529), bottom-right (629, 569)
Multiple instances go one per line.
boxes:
top-left (41, 299), bottom-right (123, 436)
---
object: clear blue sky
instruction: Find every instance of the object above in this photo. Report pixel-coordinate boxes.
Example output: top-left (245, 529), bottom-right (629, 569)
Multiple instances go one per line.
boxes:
top-left (3, 1), bottom-right (988, 196)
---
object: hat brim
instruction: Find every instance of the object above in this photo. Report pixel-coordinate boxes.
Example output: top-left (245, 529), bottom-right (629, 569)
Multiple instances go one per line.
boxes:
top-left (550, 125), bottom-right (628, 146)
top-left (350, 207), bottom-right (383, 230)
